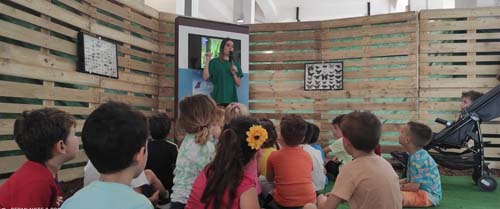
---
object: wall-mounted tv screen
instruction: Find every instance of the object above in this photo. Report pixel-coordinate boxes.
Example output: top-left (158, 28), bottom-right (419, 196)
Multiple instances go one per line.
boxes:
top-left (188, 34), bottom-right (241, 70)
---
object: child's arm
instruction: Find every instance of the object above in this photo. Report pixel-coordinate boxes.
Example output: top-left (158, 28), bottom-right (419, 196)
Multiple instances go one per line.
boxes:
top-left (239, 187), bottom-right (260, 209)
top-left (323, 146), bottom-right (332, 155)
top-left (317, 193), bottom-right (343, 209)
top-left (399, 178), bottom-right (407, 184)
top-left (400, 182), bottom-right (420, 192)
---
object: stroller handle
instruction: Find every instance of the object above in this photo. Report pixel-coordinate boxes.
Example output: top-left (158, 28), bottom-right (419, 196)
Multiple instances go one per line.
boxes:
top-left (435, 118), bottom-right (453, 127)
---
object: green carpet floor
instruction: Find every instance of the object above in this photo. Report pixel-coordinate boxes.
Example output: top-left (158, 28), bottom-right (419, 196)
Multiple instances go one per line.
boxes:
top-left (323, 176), bottom-right (500, 209)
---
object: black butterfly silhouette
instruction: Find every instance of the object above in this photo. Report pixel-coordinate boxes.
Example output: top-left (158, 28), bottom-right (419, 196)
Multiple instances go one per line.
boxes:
top-left (313, 75), bottom-right (321, 80)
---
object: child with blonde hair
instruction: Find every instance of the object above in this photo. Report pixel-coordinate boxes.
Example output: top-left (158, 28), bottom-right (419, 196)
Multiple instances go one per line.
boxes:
top-left (170, 94), bottom-right (219, 209)
top-left (224, 102), bottom-right (249, 124)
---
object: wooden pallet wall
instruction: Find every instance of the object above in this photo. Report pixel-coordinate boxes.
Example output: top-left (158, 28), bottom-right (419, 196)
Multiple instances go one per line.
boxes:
top-left (0, 0), bottom-right (175, 184)
top-left (249, 12), bottom-right (419, 153)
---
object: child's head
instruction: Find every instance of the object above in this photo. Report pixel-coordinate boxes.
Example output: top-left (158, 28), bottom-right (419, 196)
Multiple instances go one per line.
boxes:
top-left (202, 116), bottom-right (267, 209)
top-left (304, 122), bottom-right (320, 144)
top-left (14, 108), bottom-right (78, 164)
top-left (280, 114), bottom-right (307, 146)
top-left (212, 107), bottom-right (225, 139)
top-left (259, 118), bottom-right (278, 149)
top-left (149, 112), bottom-right (171, 140)
top-left (461, 90), bottom-right (483, 111)
top-left (339, 111), bottom-right (381, 154)
top-left (178, 94), bottom-right (218, 144)
top-left (399, 121), bottom-right (433, 149)
top-left (82, 102), bottom-right (149, 176)
top-left (331, 114), bottom-right (345, 139)
top-left (224, 102), bottom-right (249, 124)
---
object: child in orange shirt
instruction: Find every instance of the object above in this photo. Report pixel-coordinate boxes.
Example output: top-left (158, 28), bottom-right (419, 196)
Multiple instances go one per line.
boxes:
top-left (266, 114), bottom-right (316, 208)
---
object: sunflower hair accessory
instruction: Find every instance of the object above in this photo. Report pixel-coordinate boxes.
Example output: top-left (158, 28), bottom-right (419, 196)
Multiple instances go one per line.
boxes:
top-left (246, 125), bottom-right (268, 150)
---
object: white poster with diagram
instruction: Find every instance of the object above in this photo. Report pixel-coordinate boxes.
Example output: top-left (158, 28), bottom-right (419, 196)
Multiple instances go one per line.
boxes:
top-left (78, 33), bottom-right (118, 78)
top-left (304, 62), bottom-right (343, 91)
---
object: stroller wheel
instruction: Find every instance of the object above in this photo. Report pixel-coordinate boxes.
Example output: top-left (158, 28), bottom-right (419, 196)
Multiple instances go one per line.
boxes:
top-left (478, 176), bottom-right (497, 192)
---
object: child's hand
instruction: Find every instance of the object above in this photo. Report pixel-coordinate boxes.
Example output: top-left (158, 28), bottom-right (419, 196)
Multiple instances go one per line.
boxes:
top-left (331, 157), bottom-right (339, 163)
top-left (148, 190), bottom-right (160, 206)
top-left (399, 178), bottom-right (407, 185)
top-left (205, 52), bottom-right (212, 59)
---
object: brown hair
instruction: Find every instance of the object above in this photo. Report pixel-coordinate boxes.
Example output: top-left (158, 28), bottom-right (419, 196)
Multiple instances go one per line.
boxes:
top-left (280, 114), bottom-right (307, 146)
top-left (224, 103), bottom-right (249, 124)
top-left (14, 108), bottom-right (76, 163)
top-left (178, 94), bottom-right (218, 144)
top-left (406, 121), bottom-right (433, 147)
top-left (259, 118), bottom-right (279, 149)
top-left (461, 90), bottom-right (483, 102)
top-left (340, 111), bottom-right (381, 152)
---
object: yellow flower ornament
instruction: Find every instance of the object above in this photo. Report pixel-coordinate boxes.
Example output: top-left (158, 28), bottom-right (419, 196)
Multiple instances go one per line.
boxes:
top-left (246, 125), bottom-right (268, 150)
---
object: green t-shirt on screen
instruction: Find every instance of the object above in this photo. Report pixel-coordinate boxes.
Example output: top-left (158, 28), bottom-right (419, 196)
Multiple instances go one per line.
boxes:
top-left (208, 58), bottom-right (243, 104)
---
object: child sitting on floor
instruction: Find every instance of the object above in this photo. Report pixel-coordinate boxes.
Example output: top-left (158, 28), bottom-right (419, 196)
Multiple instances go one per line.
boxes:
top-left (0, 108), bottom-right (78, 208)
top-left (171, 94), bottom-right (219, 209)
top-left (267, 114), bottom-right (316, 208)
top-left (185, 116), bottom-right (267, 209)
top-left (302, 122), bottom-right (326, 193)
top-left (62, 102), bottom-right (152, 209)
top-left (312, 111), bottom-right (401, 209)
top-left (398, 121), bottom-right (442, 207)
top-left (323, 114), bottom-right (352, 179)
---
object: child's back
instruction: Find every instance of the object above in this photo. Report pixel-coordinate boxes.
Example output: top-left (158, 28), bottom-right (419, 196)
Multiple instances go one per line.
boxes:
top-left (62, 102), bottom-right (152, 209)
top-left (332, 155), bottom-right (401, 209)
top-left (268, 146), bottom-right (316, 206)
top-left (267, 115), bottom-right (316, 207)
top-left (62, 181), bottom-right (151, 209)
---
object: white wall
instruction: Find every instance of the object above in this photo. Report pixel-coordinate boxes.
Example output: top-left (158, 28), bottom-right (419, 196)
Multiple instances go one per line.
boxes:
top-left (145, 0), bottom-right (176, 14)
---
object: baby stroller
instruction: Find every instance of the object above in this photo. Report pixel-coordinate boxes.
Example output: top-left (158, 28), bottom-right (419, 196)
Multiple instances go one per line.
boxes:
top-left (393, 84), bottom-right (500, 192)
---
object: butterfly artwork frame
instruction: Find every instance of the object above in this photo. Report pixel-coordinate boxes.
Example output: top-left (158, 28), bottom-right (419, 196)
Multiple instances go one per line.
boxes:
top-left (304, 61), bottom-right (343, 91)
top-left (77, 32), bottom-right (119, 79)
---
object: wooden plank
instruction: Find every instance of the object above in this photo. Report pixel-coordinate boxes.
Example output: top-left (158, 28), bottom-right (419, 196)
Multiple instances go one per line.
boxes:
top-left (100, 93), bottom-right (158, 107)
top-left (158, 12), bottom-right (176, 23)
top-left (118, 71), bottom-right (159, 86)
top-left (420, 65), bottom-right (500, 76)
top-left (419, 88), bottom-right (491, 98)
top-left (100, 78), bottom-right (158, 95)
top-left (58, 166), bottom-right (85, 182)
top-left (158, 77), bottom-right (175, 88)
top-left (250, 68), bottom-right (415, 81)
top-left (420, 7), bottom-right (500, 19)
top-left (13, 0), bottom-right (91, 30)
top-left (158, 87), bottom-right (175, 97)
top-left (117, 0), bottom-right (161, 20)
top-left (320, 12), bottom-right (416, 29)
top-left (250, 42), bottom-right (320, 51)
top-left (0, 58), bottom-right (99, 87)
top-left (420, 43), bottom-right (500, 53)
top-left (250, 30), bottom-right (321, 42)
top-left (0, 20), bottom-right (76, 55)
top-left (249, 52), bottom-right (320, 62)
top-left (250, 88), bottom-right (417, 99)
top-left (420, 32), bottom-right (500, 41)
top-left (159, 21), bottom-right (175, 33)
top-left (85, 0), bottom-right (158, 31)
top-left (419, 54), bottom-right (500, 63)
top-left (117, 57), bottom-right (167, 74)
top-left (320, 34), bottom-right (415, 49)
top-left (0, 42), bottom-right (76, 71)
top-left (419, 101), bottom-right (461, 111)
top-left (0, 3), bottom-right (78, 38)
top-left (420, 78), bottom-right (498, 88)
top-left (250, 21), bottom-right (321, 32)
top-left (314, 101), bottom-right (416, 111)
top-left (117, 45), bottom-right (172, 64)
top-left (90, 23), bottom-right (158, 52)
top-left (421, 18), bottom-right (500, 32)
top-left (321, 24), bottom-right (416, 40)
top-left (159, 45), bottom-right (175, 55)
top-left (0, 81), bottom-right (99, 103)
top-left (0, 150), bottom-right (87, 174)
top-left (323, 45), bottom-right (416, 60)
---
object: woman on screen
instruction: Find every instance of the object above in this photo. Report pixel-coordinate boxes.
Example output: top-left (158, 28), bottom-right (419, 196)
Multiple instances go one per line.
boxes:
top-left (203, 37), bottom-right (243, 107)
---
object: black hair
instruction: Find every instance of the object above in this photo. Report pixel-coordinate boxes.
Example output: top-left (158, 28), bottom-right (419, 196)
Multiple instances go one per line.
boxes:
top-left (149, 112), bottom-right (171, 140)
top-left (82, 101), bottom-right (148, 174)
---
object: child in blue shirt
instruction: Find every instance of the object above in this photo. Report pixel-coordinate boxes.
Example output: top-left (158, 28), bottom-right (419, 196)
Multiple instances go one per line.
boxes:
top-left (398, 121), bottom-right (442, 207)
top-left (62, 102), bottom-right (153, 209)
